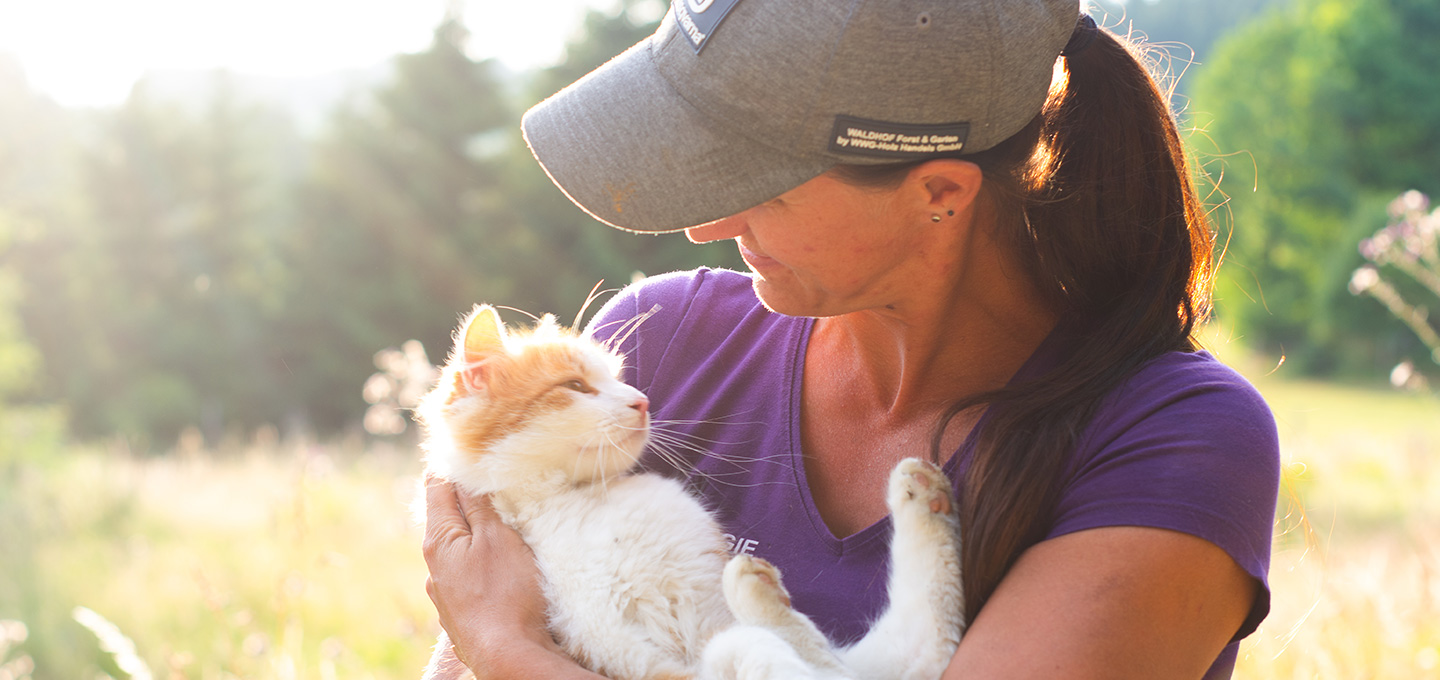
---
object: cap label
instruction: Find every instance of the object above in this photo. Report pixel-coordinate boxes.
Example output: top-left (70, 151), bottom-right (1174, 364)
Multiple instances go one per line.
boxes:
top-left (829, 115), bottom-right (970, 158)
top-left (672, 0), bottom-right (742, 53)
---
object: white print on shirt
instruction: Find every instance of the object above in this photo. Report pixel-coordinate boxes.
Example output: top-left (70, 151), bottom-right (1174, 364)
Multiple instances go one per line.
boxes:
top-left (723, 533), bottom-right (760, 556)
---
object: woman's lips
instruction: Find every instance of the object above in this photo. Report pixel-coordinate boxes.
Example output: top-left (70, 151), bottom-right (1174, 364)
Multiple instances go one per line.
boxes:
top-left (737, 242), bottom-right (779, 271)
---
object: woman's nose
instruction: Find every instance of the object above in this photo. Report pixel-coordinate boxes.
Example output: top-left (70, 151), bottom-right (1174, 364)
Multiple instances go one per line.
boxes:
top-left (685, 214), bottom-right (748, 243)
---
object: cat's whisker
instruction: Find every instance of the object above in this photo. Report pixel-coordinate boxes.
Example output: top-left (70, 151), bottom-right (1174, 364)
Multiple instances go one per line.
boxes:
top-left (616, 305), bottom-right (665, 352)
top-left (644, 432), bottom-right (723, 460)
top-left (592, 315), bottom-right (638, 353)
top-left (650, 410), bottom-right (763, 427)
top-left (647, 426), bottom-right (759, 450)
top-left (572, 280), bottom-right (618, 331)
top-left (648, 432), bottom-right (759, 452)
top-left (494, 305), bottom-right (541, 323)
top-left (641, 439), bottom-right (799, 490)
top-left (599, 429), bottom-right (632, 499)
top-left (592, 444), bottom-right (608, 498)
top-left (645, 430), bottom-right (790, 468)
top-left (587, 317), bottom-right (631, 348)
top-left (603, 305), bottom-right (661, 354)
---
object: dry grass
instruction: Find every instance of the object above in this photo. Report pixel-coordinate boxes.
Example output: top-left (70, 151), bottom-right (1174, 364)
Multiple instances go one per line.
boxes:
top-left (1209, 337), bottom-right (1440, 679)
top-left (2, 344), bottom-right (1437, 679)
top-left (0, 435), bottom-right (436, 680)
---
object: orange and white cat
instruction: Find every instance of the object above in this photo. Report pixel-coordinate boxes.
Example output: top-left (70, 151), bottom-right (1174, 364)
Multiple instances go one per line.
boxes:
top-left (417, 305), bottom-right (964, 680)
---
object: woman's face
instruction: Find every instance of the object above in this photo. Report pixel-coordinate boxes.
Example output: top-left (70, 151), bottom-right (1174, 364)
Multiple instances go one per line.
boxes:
top-left (685, 171), bottom-right (947, 318)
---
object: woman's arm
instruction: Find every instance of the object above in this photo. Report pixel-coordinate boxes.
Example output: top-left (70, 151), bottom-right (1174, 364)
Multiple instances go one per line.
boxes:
top-left (944, 526), bottom-right (1257, 679)
top-left (422, 475), bottom-right (607, 680)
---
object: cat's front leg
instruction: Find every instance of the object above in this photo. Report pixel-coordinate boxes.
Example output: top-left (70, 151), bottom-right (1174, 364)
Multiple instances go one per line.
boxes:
top-left (714, 555), bottom-right (847, 678)
top-left (839, 458), bottom-right (963, 680)
top-left (701, 623), bottom-right (832, 680)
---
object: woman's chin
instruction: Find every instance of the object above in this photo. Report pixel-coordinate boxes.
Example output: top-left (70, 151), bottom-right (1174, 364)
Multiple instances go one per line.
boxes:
top-left (751, 278), bottom-right (840, 319)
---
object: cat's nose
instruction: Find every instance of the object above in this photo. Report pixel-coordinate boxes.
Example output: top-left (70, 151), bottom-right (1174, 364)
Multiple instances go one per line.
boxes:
top-left (628, 397), bottom-right (649, 415)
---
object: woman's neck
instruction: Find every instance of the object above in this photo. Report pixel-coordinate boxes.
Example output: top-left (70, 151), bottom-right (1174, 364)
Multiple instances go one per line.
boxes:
top-left (807, 229), bottom-right (1056, 422)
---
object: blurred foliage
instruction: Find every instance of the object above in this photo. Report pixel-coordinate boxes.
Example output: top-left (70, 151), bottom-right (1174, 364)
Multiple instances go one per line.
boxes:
top-left (1190, 0), bottom-right (1440, 376)
top-left (0, 1), bottom-right (737, 444)
top-left (1, 0), bottom-right (1434, 442)
top-left (1349, 191), bottom-right (1440, 390)
top-left (279, 12), bottom-right (525, 432)
top-left (1090, 0), bottom-right (1286, 85)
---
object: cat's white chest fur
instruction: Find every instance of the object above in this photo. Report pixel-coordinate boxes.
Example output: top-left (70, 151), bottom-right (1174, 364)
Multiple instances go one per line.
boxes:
top-left (417, 306), bottom-right (963, 680)
top-left (499, 474), bottom-right (734, 680)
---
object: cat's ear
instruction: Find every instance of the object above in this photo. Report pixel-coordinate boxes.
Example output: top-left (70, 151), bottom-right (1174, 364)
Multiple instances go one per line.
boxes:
top-left (456, 305), bottom-right (506, 393)
top-left (462, 305), bottom-right (507, 361)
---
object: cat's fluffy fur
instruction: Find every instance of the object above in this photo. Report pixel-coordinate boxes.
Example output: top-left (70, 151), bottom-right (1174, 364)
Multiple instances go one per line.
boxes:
top-left (417, 305), bottom-right (964, 680)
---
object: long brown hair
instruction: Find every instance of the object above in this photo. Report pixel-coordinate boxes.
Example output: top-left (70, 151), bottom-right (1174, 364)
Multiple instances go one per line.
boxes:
top-left (832, 28), bottom-right (1214, 624)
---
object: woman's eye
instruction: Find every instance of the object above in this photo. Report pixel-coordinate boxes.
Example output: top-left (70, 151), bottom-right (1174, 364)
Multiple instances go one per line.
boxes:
top-left (562, 379), bottom-right (591, 393)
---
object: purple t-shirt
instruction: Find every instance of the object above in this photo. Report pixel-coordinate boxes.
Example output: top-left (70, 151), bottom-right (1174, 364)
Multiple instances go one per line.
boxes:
top-left (587, 268), bottom-right (1280, 679)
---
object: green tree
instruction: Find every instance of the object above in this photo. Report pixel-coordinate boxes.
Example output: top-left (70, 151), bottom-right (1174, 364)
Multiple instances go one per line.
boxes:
top-left (0, 55), bottom-right (67, 408)
top-left (1190, 0), bottom-right (1440, 374)
top-left (287, 3), bottom-right (743, 433)
top-left (0, 224), bottom-right (39, 409)
top-left (13, 74), bottom-right (300, 445)
top-left (1091, 0), bottom-right (1287, 85)
top-left (282, 13), bottom-right (528, 431)
top-left (0, 54), bottom-right (78, 457)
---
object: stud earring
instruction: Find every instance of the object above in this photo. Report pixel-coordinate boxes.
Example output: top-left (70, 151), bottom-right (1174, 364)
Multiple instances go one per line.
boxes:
top-left (947, 209), bottom-right (955, 216)
top-left (930, 214), bottom-right (942, 223)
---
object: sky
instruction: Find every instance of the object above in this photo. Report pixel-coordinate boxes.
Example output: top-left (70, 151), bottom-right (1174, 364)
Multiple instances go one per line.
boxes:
top-left (0, 0), bottom-right (627, 108)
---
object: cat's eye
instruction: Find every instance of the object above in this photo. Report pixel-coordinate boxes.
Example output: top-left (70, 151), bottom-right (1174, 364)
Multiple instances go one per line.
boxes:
top-left (561, 379), bottom-right (593, 394)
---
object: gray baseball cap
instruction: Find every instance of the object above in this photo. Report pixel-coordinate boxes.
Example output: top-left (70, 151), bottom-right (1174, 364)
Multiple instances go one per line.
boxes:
top-left (522, 0), bottom-right (1081, 233)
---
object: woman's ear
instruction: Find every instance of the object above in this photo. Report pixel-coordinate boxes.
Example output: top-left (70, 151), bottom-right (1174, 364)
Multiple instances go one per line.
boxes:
top-left (907, 158), bottom-right (983, 217)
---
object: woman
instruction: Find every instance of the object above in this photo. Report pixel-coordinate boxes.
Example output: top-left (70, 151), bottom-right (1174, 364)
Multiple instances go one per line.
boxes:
top-left (424, 1), bottom-right (1280, 678)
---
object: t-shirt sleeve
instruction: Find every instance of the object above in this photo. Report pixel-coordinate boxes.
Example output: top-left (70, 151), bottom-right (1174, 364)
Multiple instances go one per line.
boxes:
top-left (1046, 353), bottom-right (1281, 640)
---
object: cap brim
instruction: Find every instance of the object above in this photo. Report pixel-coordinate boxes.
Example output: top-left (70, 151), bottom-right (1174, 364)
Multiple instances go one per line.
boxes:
top-left (521, 38), bottom-right (835, 234)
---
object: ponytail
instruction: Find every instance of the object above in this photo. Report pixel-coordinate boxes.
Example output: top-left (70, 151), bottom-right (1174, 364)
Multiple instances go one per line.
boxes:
top-left (945, 27), bottom-right (1215, 624)
top-left (829, 27), bottom-right (1214, 625)
top-left (829, 26), bottom-right (1212, 623)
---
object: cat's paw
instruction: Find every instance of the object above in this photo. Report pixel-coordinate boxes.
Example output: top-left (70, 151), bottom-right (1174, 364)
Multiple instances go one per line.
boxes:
top-left (718, 557), bottom-right (848, 677)
top-left (723, 555), bottom-right (794, 624)
top-left (888, 458), bottom-right (956, 519)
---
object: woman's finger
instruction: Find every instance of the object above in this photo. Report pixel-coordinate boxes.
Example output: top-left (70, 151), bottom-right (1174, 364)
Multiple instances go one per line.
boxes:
top-left (425, 473), bottom-right (463, 522)
top-left (455, 485), bottom-right (501, 532)
top-left (423, 474), bottom-right (472, 562)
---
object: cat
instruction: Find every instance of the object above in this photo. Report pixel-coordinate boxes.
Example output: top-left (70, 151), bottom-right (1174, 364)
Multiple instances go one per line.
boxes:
top-left (416, 304), bottom-right (965, 680)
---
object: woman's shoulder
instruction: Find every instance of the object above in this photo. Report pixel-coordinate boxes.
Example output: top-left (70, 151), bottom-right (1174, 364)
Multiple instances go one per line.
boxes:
top-left (635, 267), bottom-right (757, 309)
top-left (1054, 348), bottom-right (1281, 578)
top-left (586, 267), bottom-right (757, 339)
top-left (1072, 348), bottom-right (1279, 481)
top-left (1054, 348), bottom-right (1282, 641)
top-left (1092, 349), bottom-right (1276, 444)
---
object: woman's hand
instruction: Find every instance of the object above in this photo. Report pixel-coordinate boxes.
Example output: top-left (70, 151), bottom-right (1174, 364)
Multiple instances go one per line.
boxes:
top-left (422, 475), bottom-right (601, 679)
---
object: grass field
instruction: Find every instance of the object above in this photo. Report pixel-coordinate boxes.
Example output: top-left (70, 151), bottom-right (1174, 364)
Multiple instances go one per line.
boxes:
top-left (1209, 338), bottom-right (1440, 679)
top-left (2, 348), bottom-right (1438, 679)
top-left (1, 434), bottom-right (436, 680)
